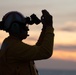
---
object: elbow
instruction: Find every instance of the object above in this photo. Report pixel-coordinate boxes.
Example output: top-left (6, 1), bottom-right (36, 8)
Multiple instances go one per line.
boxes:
top-left (44, 50), bottom-right (53, 59)
top-left (47, 52), bottom-right (53, 58)
top-left (40, 46), bottom-right (53, 59)
top-left (46, 47), bottom-right (53, 59)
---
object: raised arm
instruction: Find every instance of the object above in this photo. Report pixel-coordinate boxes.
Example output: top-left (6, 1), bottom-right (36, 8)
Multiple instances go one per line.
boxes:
top-left (36, 10), bottom-right (54, 46)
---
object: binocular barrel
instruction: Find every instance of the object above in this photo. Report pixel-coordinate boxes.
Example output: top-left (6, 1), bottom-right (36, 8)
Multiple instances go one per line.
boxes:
top-left (25, 14), bottom-right (41, 25)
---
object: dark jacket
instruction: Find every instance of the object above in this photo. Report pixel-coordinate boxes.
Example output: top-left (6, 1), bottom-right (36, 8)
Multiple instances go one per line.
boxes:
top-left (0, 26), bottom-right (54, 75)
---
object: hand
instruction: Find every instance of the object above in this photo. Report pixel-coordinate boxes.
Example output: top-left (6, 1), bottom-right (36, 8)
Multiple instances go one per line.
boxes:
top-left (41, 10), bottom-right (53, 28)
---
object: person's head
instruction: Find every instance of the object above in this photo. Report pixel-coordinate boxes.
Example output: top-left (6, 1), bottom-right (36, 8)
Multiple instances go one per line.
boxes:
top-left (1, 11), bottom-right (29, 40)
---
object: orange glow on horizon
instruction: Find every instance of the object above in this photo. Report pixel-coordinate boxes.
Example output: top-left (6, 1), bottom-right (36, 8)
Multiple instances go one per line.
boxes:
top-left (52, 50), bottom-right (76, 62)
top-left (55, 31), bottom-right (76, 45)
top-left (0, 24), bottom-right (76, 63)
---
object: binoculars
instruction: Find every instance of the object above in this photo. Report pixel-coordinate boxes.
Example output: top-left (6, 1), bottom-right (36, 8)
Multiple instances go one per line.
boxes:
top-left (25, 14), bottom-right (41, 25)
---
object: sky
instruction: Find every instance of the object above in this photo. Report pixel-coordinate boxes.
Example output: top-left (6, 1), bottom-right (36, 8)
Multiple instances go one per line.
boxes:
top-left (0, 0), bottom-right (76, 70)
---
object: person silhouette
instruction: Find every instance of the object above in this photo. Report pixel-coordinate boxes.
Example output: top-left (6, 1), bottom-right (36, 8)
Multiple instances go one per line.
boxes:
top-left (0, 10), bottom-right (54, 75)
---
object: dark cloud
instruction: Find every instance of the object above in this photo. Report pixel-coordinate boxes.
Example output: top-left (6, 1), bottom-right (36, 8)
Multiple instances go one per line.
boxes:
top-left (35, 59), bottom-right (76, 70)
top-left (54, 44), bottom-right (76, 51)
top-left (56, 21), bottom-right (76, 32)
top-left (59, 26), bottom-right (76, 32)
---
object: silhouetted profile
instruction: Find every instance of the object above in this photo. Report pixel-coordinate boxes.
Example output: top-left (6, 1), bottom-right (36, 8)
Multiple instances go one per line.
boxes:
top-left (0, 10), bottom-right (54, 75)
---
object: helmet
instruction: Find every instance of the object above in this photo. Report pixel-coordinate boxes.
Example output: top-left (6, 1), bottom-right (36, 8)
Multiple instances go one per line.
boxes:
top-left (2, 11), bottom-right (26, 32)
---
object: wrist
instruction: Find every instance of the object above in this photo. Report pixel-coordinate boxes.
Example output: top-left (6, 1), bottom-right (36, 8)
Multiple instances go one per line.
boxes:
top-left (45, 26), bottom-right (54, 34)
top-left (42, 26), bottom-right (54, 32)
top-left (42, 25), bottom-right (53, 29)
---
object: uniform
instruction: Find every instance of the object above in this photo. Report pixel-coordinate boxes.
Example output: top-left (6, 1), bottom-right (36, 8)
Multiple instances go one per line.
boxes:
top-left (0, 26), bottom-right (54, 75)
